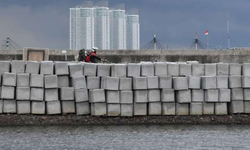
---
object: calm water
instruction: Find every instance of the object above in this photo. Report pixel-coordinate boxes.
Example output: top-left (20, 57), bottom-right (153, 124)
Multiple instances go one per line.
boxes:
top-left (0, 125), bottom-right (250, 150)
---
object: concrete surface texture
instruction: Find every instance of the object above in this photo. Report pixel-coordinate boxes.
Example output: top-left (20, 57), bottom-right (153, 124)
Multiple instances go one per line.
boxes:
top-left (0, 60), bottom-right (250, 117)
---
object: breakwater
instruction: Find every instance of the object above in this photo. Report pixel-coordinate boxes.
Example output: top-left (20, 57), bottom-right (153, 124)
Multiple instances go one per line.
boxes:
top-left (0, 60), bottom-right (249, 119)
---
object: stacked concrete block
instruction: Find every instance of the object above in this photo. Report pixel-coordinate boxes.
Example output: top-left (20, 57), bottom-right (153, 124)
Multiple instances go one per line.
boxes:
top-left (75, 89), bottom-right (89, 103)
top-left (229, 76), bottom-right (242, 88)
top-left (162, 103), bottom-right (176, 115)
top-left (97, 64), bottom-right (111, 77)
top-left (89, 89), bottom-right (105, 103)
top-left (215, 103), bottom-right (228, 115)
top-left (2, 73), bottom-right (16, 86)
top-left (148, 90), bottom-right (160, 102)
top-left (134, 103), bottom-right (147, 116)
top-left (201, 76), bottom-right (216, 89)
top-left (244, 89), bottom-right (250, 101)
top-left (40, 61), bottom-right (54, 75)
top-left (61, 101), bottom-right (75, 114)
top-left (217, 76), bottom-right (228, 89)
top-left (161, 89), bottom-right (175, 102)
top-left (244, 102), bottom-right (250, 113)
top-left (30, 88), bottom-right (44, 101)
top-left (134, 90), bottom-right (148, 103)
top-left (91, 103), bottom-right (107, 116)
top-left (119, 78), bottom-right (132, 90)
top-left (179, 64), bottom-right (191, 76)
top-left (0, 61), bottom-right (10, 73)
top-left (141, 63), bottom-right (154, 76)
top-left (133, 77), bottom-right (147, 90)
top-left (17, 101), bottom-right (31, 114)
top-left (16, 87), bottom-right (30, 100)
top-left (192, 90), bottom-right (204, 102)
top-left (192, 64), bottom-right (204, 76)
top-left (60, 87), bottom-right (74, 101)
top-left (45, 89), bottom-right (59, 101)
top-left (46, 101), bottom-right (61, 115)
top-left (148, 102), bottom-right (162, 115)
top-left (203, 102), bottom-right (215, 115)
top-left (176, 90), bottom-right (191, 103)
top-left (205, 63), bottom-right (217, 76)
top-left (230, 101), bottom-right (244, 114)
top-left (205, 90), bottom-right (219, 102)
top-left (190, 103), bottom-right (203, 115)
top-left (120, 91), bottom-right (133, 104)
top-left (159, 76), bottom-right (172, 89)
top-left (242, 76), bottom-right (250, 88)
top-left (30, 74), bottom-right (44, 88)
top-left (229, 63), bottom-right (241, 76)
top-left (168, 63), bottom-right (179, 76)
top-left (101, 77), bottom-right (119, 90)
top-left (219, 89), bottom-right (231, 102)
top-left (173, 77), bottom-right (188, 90)
top-left (127, 63), bottom-right (140, 77)
top-left (188, 76), bottom-right (201, 89)
top-left (107, 104), bottom-right (120, 116)
top-left (231, 88), bottom-right (243, 101)
top-left (76, 102), bottom-right (90, 115)
top-left (1, 86), bottom-right (15, 99)
top-left (55, 62), bottom-right (69, 75)
top-left (44, 75), bottom-right (58, 89)
top-left (3, 100), bottom-right (16, 114)
top-left (58, 76), bottom-right (69, 88)
top-left (68, 63), bottom-right (82, 77)
top-left (84, 63), bottom-right (97, 76)
top-left (111, 64), bottom-right (126, 77)
top-left (106, 91), bottom-right (120, 103)
top-left (121, 104), bottom-right (133, 116)
top-left (11, 60), bottom-right (25, 73)
top-left (17, 73), bottom-right (30, 87)
top-left (87, 77), bottom-right (100, 89)
top-left (31, 101), bottom-right (45, 114)
top-left (71, 76), bottom-right (87, 89)
top-left (176, 103), bottom-right (189, 115)
top-left (147, 76), bottom-right (159, 89)
top-left (243, 63), bottom-right (250, 76)
top-left (25, 61), bottom-right (40, 74)
top-left (217, 63), bottom-right (229, 76)
top-left (154, 62), bottom-right (167, 76)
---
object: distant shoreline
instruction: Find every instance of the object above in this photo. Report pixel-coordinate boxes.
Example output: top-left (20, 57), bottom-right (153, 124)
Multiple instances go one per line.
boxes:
top-left (0, 115), bottom-right (250, 126)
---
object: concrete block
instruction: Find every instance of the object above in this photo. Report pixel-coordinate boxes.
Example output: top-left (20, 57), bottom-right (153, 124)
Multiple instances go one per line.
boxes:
top-left (244, 89), bottom-right (250, 101)
top-left (187, 61), bottom-right (199, 64)
top-left (141, 63), bottom-right (154, 76)
top-left (201, 76), bottom-right (216, 89)
top-left (2, 73), bottom-right (16, 86)
top-left (203, 102), bottom-right (214, 115)
top-left (176, 90), bottom-right (191, 103)
top-left (55, 62), bottom-right (69, 75)
top-left (68, 63), bottom-right (82, 77)
top-left (0, 100), bottom-right (3, 114)
top-left (168, 63), bottom-right (179, 76)
top-left (121, 104), bottom-right (133, 117)
top-left (148, 90), bottom-right (160, 102)
top-left (44, 75), bottom-right (58, 89)
top-left (16, 87), bottom-right (30, 100)
top-left (3, 100), bottom-right (16, 114)
top-left (134, 90), bottom-right (148, 103)
top-left (217, 76), bottom-right (228, 89)
top-left (30, 88), bottom-right (44, 101)
top-left (192, 90), bottom-right (204, 102)
top-left (146, 76), bottom-right (158, 89)
top-left (173, 77), bottom-right (188, 90)
top-left (11, 60), bottom-right (25, 73)
top-left (215, 103), bottom-right (228, 115)
top-left (30, 74), bottom-right (44, 88)
top-left (0, 61), bottom-right (10, 73)
top-left (84, 63), bottom-right (97, 76)
top-left (107, 104), bottom-right (120, 116)
top-left (17, 73), bottom-right (30, 87)
top-left (230, 101), bottom-right (244, 114)
top-left (91, 103), bottom-right (107, 116)
top-left (25, 61), bottom-right (40, 74)
top-left (106, 91), bottom-right (120, 103)
top-left (244, 101), bottom-right (250, 113)
top-left (40, 61), bottom-right (54, 75)
top-left (31, 101), bottom-right (45, 115)
top-left (71, 76), bottom-right (87, 89)
top-left (101, 77), bottom-right (119, 90)
top-left (1, 86), bottom-right (15, 100)
top-left (229, 76), bottom-right (242, 88)
top-left (217, 63), bottom-right (229, 76)
top-left (97, 64), bottom-right (111, 77)
top-left (188, 76), bottom-right (201, 89)
top-left (179, 64), bottom-right (191, 76)
top-left (242, 76), bottom-right (250, 88)
top-left (58, 76), bottom-right (69, 88)
top-left (243, 63), bottom-right (250, 76)
top-left (219, 89), bottom-right (231, 102)
top-left (89, 89), bottom-right (105, 103)
top-left (120, 91), bottom-right (133, 104)
top-left (190, 103), bottom-right (203, 115)
top-left (17, 101), bottom-right (31, 114)
top-left (0, 73), bottom-right (1, 86)
top-left (75, 89), bottom-right (88, 103)
top-left (192, 64), bottom-right (204, 76)
top-left (205, 90), bottom-right (219, 102)
top-left (76, 102), bottom-right (90, 115)
top-left (231, 88), bottom-right (243, 101)
top-left (205, 63), bottom-right (217, 76)
top-left (134, 103), bottom-right (147, 116)
top-left (154, 62), bottom-right (168, 76)
top-left (161, 89), bottom-right (175, 102)
top-left (119, 78), bottom-right (132, 90)
top-left (87, 77), bottom-right (100, 89)
top-left (230, 63), bottom-right (242, 76)
top-left (46, 101), bottom-right (61, 115)
top-left (111, 64), bottom-right (126, 77)
top-left (60, 87), bottom-right (74, 101)
top-left (159, 76), bottom-right (172, 89)
top-left (127, 63), bottom-right (140, 77)
top-left (162, 103), bottom-right (176, 115)
top-left (148, 102), bottom-right (162, 115)
top-left (133, 77), bottom-right (147, 90)
top-left (61, 101), bottom-right (75, 114)
top-left (0, 87), bottom-right (1, 100)
top-left (45, 89), bottom-right (59, 101)
top-left (176, 103), bottom-right (189, 115)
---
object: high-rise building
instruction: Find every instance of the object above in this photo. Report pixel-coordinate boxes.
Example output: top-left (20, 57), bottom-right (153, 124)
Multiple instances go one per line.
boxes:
top-left (69, 4), bottom-right (140, 50)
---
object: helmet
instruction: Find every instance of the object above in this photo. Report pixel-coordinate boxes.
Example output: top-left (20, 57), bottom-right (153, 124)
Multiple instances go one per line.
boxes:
top-left (92, 47), bottom-right (98, 53)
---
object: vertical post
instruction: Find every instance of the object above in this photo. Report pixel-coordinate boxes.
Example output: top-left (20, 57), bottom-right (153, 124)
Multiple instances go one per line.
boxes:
top-left (195, 32), bottom-right (198, 50)
top-left (153, 34), bottom-right (157, 50)
top-left (6, 37), bottom-right (10, 50)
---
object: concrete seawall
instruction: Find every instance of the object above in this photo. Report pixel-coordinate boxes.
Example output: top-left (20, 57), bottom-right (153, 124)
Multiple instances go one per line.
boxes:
top-left (1, 49), bottom-right (250, 63)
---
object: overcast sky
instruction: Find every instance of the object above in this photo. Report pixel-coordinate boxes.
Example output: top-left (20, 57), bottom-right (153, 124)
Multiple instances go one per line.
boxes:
top-left (0, 0), bottom-right (249, 50)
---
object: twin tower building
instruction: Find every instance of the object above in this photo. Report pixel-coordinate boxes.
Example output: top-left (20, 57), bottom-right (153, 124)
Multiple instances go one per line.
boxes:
top-left (70, 4), bottom-right (140, 50)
